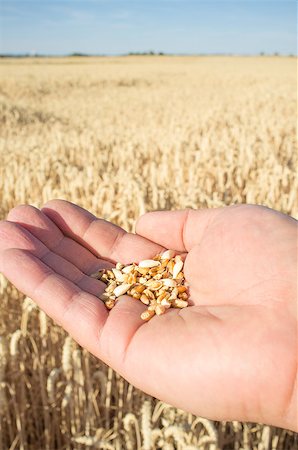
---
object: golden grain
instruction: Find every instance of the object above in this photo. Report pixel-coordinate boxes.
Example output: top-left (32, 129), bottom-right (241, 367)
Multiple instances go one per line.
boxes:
top-left (140, 310), bottom-right (155, 321)
top-left (161, 250), bottom-right (175, 260)
top-left (99, 250), bottom-right (189, 320)
top-left (113, 283), bottom-right (131, 297)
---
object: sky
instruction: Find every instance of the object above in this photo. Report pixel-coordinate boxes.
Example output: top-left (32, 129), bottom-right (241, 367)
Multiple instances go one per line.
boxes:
top-left (0, 0), bottom-right (296, 56)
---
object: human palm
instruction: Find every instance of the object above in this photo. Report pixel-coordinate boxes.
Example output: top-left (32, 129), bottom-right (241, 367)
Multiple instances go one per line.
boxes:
top-left (0, 201), bottom-right (296, 431)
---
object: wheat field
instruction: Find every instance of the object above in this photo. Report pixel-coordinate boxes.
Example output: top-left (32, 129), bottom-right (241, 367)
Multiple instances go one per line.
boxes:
top-left (0, 56), bottom-right (297, 449)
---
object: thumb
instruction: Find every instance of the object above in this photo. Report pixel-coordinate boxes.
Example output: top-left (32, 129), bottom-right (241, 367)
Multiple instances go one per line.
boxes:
top-left (135, 208), bottom-right (222, 252)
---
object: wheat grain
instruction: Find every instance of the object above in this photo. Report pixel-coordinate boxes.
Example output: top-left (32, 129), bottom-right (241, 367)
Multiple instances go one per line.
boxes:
top-left (161, 250), bottom-right (176, 260)
top-left (172, 258), bottom-right (184, 279)
top-left (138, 259), bottom-right (161, 268)
top-left (113, 283), bottom-right (131, 297)
top-left (99, 250), bottom-right (189, 320)
top-left (140, 309), bottom-right (155, 321)
top-left (161, 279), bottom-right (177, 287)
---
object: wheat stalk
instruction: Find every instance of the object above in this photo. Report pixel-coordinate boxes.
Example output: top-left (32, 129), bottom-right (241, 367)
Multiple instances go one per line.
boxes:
top-left (0, 273), bottom-right (8, 295)
top-left (62, 335), bottom-right (74, 378)
top-left (39, 310), bottom-right (48, 338)
top-left (0, 55), bottom-right (297, 449)
top-left (9, 329), bottom-right (22, 357)
top-left (47, 368), bottom-right (62, 404)
top-left (141, 400), bottom-right (152, 450)
top-left (20, 296), bottom-right (37, 336)
top-left (0, 336), bottom-right (8, 412)
top-left (164, 425), bottom-right (187, 448)
top-left (72, 428), bottom-right (116, 448)
top-left (123, 413), bottom-right (141, 450)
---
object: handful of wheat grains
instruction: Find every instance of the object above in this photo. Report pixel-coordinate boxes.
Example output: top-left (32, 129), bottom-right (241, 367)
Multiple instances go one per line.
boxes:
top-left (91, 250), bottom-right (189, 321)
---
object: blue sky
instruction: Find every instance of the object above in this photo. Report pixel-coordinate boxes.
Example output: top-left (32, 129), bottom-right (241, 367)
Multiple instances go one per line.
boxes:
top-left (0, 1), bottom-right (296, 55)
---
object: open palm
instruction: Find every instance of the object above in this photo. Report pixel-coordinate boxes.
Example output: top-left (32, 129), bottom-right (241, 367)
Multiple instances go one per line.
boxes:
top-left (0, 201), bottom-right (296, 431)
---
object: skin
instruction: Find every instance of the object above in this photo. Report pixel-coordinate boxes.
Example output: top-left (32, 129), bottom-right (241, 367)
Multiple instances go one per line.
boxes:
top-left (0, 200), bottom-right (296, 431)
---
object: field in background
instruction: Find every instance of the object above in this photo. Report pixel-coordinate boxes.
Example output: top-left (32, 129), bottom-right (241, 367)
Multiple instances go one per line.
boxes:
top-left (0, 56), bottom-right (297, 449)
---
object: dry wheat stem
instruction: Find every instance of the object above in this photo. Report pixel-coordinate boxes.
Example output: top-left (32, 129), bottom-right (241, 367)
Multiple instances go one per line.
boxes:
top-left (0, 56), bottom-right (296, 450)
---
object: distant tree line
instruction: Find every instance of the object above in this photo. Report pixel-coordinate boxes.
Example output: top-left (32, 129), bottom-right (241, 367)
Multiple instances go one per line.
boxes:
top-left (126, 51), bottom-right (165, 56)
top-left (0, 51), bottom-right (295, 58)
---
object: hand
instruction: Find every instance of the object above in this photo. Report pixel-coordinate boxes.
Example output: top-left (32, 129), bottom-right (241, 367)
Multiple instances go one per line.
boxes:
top-left (0, 201), bottom-right (296, 431)
top-left (136, 205), bottom-right (297, 431)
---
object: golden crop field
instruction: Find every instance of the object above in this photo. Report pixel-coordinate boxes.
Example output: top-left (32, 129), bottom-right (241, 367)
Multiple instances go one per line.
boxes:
top-left (0, 56), bottom-right (297, 449)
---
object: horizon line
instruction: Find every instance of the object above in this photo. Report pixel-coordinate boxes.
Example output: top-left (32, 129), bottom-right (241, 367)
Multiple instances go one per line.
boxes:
top-left (0, 51), bottom-right (296, 58)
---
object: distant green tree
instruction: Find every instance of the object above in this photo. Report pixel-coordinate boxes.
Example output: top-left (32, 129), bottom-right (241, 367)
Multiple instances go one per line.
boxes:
top-left (69, 52), bottom-right (89, 57)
